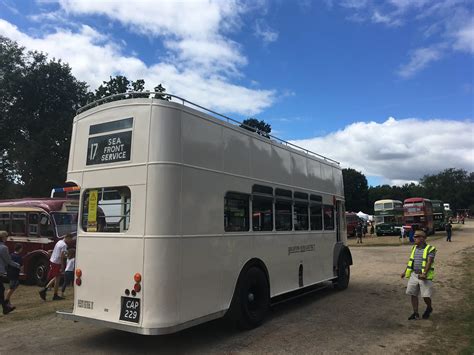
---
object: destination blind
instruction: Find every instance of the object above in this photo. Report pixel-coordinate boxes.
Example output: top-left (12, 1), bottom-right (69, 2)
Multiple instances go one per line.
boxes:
top-left (86, 118), bottom-right (132, 165)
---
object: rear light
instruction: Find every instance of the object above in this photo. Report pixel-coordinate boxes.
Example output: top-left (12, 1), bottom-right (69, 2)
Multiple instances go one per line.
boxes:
top-left (75, 268), bottom-right (82, 286)
top-left (134, 283), bottom-right (141, 293)
top-left (134, 273), bottom-right (141, 283)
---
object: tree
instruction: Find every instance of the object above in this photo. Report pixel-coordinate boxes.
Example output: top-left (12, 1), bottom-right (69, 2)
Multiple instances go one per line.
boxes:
top-left (90, 76), bottom-right (170, 102)
top-left (0, 37), bottom-right (90, 197)
top-left (342, 168), bottom-right (369, 213)
top-left (420, 168), bottom-right (474, 212)
top-left (0, 38), bottom-right (89, 197)
top-left (240, 118), bottom-right (271, 138)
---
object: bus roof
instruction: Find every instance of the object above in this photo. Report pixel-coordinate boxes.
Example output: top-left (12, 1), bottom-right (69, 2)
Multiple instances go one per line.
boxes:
top-left (0, 198), bottom-right (77, 214)
top-left (77, 93), bottom-right (340, 166)
top-left (374, 199), bottom-right (403, 204)
top-left (403, 197), bottom-right (431, 203)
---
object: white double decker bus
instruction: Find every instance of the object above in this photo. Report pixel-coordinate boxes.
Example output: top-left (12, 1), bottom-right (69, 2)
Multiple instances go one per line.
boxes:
top-left (58, 93), bottom-right (352, 335)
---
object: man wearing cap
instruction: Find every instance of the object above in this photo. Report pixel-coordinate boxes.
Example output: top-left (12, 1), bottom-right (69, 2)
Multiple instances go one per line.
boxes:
top-left (400, 230), bottom-right (436, 320)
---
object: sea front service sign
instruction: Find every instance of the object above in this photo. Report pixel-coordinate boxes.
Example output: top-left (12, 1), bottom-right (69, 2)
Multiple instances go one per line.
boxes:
top-left (86, 117), bottom-right (133, 166)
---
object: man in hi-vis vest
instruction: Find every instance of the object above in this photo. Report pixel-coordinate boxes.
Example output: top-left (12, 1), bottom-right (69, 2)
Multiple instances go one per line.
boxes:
top-left (400, 230), bottom-right (436, 320)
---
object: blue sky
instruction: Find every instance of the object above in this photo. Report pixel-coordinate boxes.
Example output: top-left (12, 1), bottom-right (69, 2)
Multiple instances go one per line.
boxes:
top-left (0, 0), bottom-right (472, 185)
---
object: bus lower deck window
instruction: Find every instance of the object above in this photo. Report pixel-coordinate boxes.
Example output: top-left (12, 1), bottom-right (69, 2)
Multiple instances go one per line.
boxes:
top-left (82, 186), bottom-right (131, 233)
top-left (252, 196), bottom-right (273, 231)
top-left (224, 193), bottom-right (250, 232)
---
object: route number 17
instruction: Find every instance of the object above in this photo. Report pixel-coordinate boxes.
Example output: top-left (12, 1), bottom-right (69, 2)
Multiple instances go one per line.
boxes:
top-left (89, 143), bottom-right (99, 160)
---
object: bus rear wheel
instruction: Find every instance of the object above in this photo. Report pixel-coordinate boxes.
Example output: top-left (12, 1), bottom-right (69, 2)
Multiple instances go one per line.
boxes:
top-left (334, 254), bottom-right (350, 290)
top-left (29, 257), bottom-right (49, 286)
top-left (229, 266), bottom-right (270, 330)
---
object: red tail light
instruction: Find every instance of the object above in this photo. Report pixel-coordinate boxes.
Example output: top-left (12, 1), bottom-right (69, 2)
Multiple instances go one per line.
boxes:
top-left (76, 278), bottom-right (82, 286)
top-left (134, 273), bottom-right (141, 283)
top-left (75, 269), bottom-right (82, 278)
top-left (133, 283), bottom-right (141, 293)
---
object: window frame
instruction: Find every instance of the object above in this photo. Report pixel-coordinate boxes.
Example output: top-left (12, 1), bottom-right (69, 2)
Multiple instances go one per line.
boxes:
top-left (0, 212), bottom-right (11, 234)
top-left (251, 194), bottom-right (274, 232)
top-left (11, 212), bottom-right (27, 236)
top-left (275, 198), bottom-right (293, 231)
top-left (224, 192), bottom-right (250, 232)
top-left (81, 186), bottom-right (132, 233)
top-left (323, 204), bottom-right (335, 230)
top-left (310, 202), bottom-right (323, 231)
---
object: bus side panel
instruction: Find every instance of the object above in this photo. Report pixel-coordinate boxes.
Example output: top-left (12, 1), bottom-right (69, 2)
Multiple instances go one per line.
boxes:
top-left (146, 165), bottom-right (182, 236)
top-left (222, 128), bottom-right (251, 177)
top-left (179, 167), bottom-right (224, 322)
top-left (142, 237), bottom-right (180, 328)
top-left (149, 104), bottom-right (182, 163)
top-left (291, 153), bottom-right (308, 189)
top-left (74, 237), bottom-right (144, 324)
top-left (305, 232), bottom-right (330, 283)
top-left (182, 110), bottom-right (223, 172)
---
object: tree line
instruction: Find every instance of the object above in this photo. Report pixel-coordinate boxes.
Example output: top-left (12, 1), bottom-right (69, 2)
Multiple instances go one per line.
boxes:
top-left (1, 36), bottom-right (473, 213)
top-left (343, 168), bottom-right (474, 214)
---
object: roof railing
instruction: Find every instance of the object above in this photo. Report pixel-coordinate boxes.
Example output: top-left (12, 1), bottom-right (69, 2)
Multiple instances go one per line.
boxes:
top-left (77, 92), bottom-right (339, 165)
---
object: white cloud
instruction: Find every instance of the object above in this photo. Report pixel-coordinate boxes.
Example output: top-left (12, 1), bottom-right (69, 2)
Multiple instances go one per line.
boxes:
top-left (292, 117), bottom-right (474, 185)
top-left (331, 0), bottom-right (473, 77)
top-left (372, 10), bottom-right (401, 26)
top-left (397, 47), bottom-right (443, 78)
top-left (453, 20), bottom-right (474, 54)
top-left (0, 0), bottom-right (277, 115)
top-left (254, 19), bottom-right (279, 44)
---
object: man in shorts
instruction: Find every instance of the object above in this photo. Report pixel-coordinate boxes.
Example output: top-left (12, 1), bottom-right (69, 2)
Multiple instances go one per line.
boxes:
top-left (400, 231), bottom-right (436, 320)
top-left (39, 234), bottom-right (73, 301)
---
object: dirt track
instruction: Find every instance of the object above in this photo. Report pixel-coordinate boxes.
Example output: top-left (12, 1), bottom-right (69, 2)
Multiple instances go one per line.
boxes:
top-left (0, 222), bottom-right (472, 354)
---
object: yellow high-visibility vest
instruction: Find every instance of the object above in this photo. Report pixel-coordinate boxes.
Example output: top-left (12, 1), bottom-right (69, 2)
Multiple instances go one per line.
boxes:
top-left (405, 244), bottom-right (436, 280)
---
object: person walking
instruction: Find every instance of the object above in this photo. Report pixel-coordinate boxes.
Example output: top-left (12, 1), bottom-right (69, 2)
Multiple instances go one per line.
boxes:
top-left (39, 234), bottom-right (73, 301)
top-left (0, 231), bottom-right (19, 315)
top-left (445, 221), bottom-right (452, 242)
top-left (408, 225), bottom-right (416, 243)
top-left (400, 231), bottom-right (436, 320)
top-left (400, 225), bottom-right (405, 243)
top-left (5, 243), bottom-right (23, 307)
top-left (356, 222), bottom-right (363, 244)
top-left (61, 248), bottom-right (75, 298)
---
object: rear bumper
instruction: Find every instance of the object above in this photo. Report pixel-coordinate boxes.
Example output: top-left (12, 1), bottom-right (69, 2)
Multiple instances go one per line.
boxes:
top-left (56, 309), bottom-right (225, 335)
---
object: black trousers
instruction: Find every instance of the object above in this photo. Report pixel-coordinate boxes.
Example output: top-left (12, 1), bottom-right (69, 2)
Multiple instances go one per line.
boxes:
top-left (0, 279), bottom-right (5, 307)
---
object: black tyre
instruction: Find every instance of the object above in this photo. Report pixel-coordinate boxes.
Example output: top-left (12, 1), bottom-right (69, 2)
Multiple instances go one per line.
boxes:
top-left (29, 257), bottom-right (49, 286)
top-left (228, 266), bottom-right (270, 330)
top-left (334, 254), bottom-right (350, 290)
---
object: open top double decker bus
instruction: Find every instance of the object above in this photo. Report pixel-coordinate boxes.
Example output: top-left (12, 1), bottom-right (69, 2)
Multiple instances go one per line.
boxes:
top-left (403, 197), bottom-right (434, 235)
top-left (374, 199), bottom-right (404, 236)
top-left (58, 93), bottom-right (352, 335)
top-left (0, 197), bottom-right (78, 285)
top-left (431, 200), bottom-right (445, 231)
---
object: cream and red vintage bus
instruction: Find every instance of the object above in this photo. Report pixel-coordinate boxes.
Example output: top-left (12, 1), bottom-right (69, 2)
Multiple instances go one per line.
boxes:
top-left (0, 194), bottom-right (78, 285)
top-left (58, 93), bottom-right (352, 334)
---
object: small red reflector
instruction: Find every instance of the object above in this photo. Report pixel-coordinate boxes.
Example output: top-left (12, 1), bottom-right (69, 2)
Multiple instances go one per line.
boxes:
top-left (75, 269), bottom-right (82, 278)
top-left (133, 283), bottom-right (141, 293)
top-left (134, 273), bottom-right (142, 283)
top-left (75, 278), bottom-right (82, 286)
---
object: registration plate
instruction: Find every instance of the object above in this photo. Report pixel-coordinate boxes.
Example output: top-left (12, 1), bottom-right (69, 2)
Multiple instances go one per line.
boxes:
top-left (119, 297), bottom-right (140, 323)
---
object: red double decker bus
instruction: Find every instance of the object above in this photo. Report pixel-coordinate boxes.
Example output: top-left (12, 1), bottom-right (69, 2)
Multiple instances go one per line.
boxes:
top-left (0, 197), bottom-right (78, 285)
top-left (345, 212), bottom-right (359, 238)
top-left (403, 197), bottom-right (434, 235)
